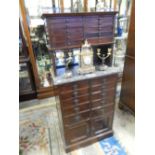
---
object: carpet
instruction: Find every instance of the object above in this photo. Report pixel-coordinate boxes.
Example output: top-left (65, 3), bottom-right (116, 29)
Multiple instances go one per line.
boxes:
top-left (19, 100), bottom-right (126, 155)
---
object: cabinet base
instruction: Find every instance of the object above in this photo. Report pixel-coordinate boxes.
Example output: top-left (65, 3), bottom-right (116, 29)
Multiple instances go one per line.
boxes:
top-left (119, 101), bottom-right (135, 115)
top-left (64, 130), bottom-right (113, 153)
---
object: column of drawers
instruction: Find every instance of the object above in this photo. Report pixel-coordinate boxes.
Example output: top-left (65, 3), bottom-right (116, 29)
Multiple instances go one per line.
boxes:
top-left (58, 80), bottom-right (91, 145)
top-left (90, 75), bottom-right (116, 136)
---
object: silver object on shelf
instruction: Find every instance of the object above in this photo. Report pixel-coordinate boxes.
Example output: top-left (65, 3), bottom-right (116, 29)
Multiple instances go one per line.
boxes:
top-left (64, 52), bottom-right (73, 78)
top-left (96, 48), bottom-right (111, 71)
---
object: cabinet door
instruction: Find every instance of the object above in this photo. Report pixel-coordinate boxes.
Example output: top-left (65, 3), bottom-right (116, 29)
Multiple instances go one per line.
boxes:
top-left (91, 115), bottom-right (113, 135)
top-left (65, 121), bottom-right (90, 145)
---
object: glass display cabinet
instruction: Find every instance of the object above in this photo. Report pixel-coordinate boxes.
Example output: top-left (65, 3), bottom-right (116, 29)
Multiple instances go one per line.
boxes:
top-left (19, 21), bottom-right (36, 101)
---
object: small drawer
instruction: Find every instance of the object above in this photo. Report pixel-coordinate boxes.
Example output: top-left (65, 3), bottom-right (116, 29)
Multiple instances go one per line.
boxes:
top-left (75, 80), bottom-right (89, 90)
top-left (67, 22), bottom-right (83, 28)
top-left (67, 40), bottom-right (82, 46)
top-left (49, 27), bottom-right (66, 34)
top-left (85, 33), bottom-right (99, 38)
top-left (91, 85), bottom-right (102, 92)
top-left (78, 87), bottom-right (89, 96)
top-left (91, 90), bottom-right (103, 100)
top-left (47, 18), bottom-right (66, 24)
top-left (76, 94), bottom-right (90, 104)
top-left (51, 42), bottom-right (66, 48)
top-left (49, 23), bottom-right (66, 29)
top-left (99, 26), bottom-right (113, 33)
top-left (99, 16), bottom-right (113, 23)
top-left (91, 78), bottom-right (103, 87)
top-left (99, 37), bottom-right (113, 44)
top-left (91, 104), bottom-right (114, 118)
top-left (85, 27), bottom-right (99, 33)
top-left (61, 94), bottom-right (90, 109)
top-left (99, 22), bottom-right (113, 28)
top-left (58, 84), bottom-right (73, 92)
top-left (91, 97), bottom-right (114, 108)
top-left (84, 18), bottom-right (98, 26)
top-left (91, 115), bottom-right (113, 135)
top-left (51, 36), bottom-right (66, 42)
top-left (100, 32), bottom-right (113, 38)
top-left (66, 17), bottom-right (83, 23)
top-left (60, 91), bottom-right (73, 100)
top-left (63, 103), bottom-right (90, 117)
top-left (64, 120), bottom-right (90, 145)
top-left (104, 75), bottom-right (117, 83)
top-left (91, 84), bottom-right (115, 93)
top-left (67, 33), bottom-right (83, 40)
top-left (64, 111), bottom-right (90, 127)
top-left (87, 38), bottom-right (98, 44)
top-left (67, 27), bottom-right (83, 34)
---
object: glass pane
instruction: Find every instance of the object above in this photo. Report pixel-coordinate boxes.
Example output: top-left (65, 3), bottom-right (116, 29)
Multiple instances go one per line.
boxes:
top-left (19, 63), bottom-right (32, 92)
top-left (88, 0), bottom-right (96, 12)
top-left (24, 0), bottom-right (54, 88)
top-left (64, 0), bottom-right (71, 12)
top-left (19, 35), bottom-right (24, 57)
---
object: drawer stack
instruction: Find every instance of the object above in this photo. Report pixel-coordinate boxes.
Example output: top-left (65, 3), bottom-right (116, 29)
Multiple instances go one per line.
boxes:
top-left (56, 74), bottom-right (117, 152)
top-left (43, 12), bottom-right (116, 50)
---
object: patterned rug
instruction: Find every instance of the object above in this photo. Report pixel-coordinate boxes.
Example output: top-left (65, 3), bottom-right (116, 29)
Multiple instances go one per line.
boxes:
top-left (19, 100), bottom-right (126, 155)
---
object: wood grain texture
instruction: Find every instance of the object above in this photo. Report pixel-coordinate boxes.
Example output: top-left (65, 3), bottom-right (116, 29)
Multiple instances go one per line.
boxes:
top-left (84, 0), bottom-right (88, 12)
top-left (43, 12), bottom-right (117, 50)
top-left (119, 0), bottom-right (135, 113)
top-left (60, 0), bottom-right (64, 13)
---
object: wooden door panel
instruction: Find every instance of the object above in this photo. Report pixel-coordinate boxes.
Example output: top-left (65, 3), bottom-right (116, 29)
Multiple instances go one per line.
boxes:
top-left (64, 111), bottom-right (90, 127)
top-left (91, 104), bottom-right (114, 118)
top-left (63, 103), bottom-right (90, 117)
top-left (65, 121), bottom-right (90, 145)
top-left (120, 57), bottom-right (135, 111)
top-left (91, 115), bottom-right (113, 135)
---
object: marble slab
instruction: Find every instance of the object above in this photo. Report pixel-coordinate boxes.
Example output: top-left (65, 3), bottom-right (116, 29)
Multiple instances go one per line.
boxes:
top-left (53, 67), bottom-right (120, 86)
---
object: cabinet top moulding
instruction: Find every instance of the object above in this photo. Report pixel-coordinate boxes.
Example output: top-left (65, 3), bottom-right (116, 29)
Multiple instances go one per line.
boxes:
top-left (42, 11), bottom-right (118, 18)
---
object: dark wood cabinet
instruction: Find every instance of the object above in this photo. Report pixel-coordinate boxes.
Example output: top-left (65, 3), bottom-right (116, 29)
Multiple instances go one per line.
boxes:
top-left (119, 0), bottom-right (135, 113)
top-left (42, 12), bottom-right (117, 50)
top-left (55, 74), bottom-right (118, 152)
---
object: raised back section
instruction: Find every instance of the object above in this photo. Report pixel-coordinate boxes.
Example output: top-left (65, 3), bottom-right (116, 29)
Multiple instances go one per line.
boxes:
top-left (42, 12), bottom-right (117, 50)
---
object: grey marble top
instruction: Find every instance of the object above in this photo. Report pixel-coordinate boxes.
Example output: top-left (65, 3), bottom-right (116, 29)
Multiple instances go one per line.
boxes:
top-left (53, 67), bottom-right (120, 86)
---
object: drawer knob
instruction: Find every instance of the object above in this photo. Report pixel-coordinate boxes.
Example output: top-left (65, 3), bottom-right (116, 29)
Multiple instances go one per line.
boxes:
top-left (74, 99), bottom-right (78, 103)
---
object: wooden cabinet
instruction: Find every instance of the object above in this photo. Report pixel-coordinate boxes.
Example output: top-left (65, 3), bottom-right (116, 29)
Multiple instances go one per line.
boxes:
top-left (55, 74), bottom-right (118, 152)
top-left (119, 0), bottom-right (135, 113)
top-left (42, 12), bottom-right (118, 152)
top-left (42, 12), bottom-right (117, 50)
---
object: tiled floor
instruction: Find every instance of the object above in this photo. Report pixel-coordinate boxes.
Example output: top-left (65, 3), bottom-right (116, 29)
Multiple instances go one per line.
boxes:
top-left (20, 95), bottom-right (134, 155)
